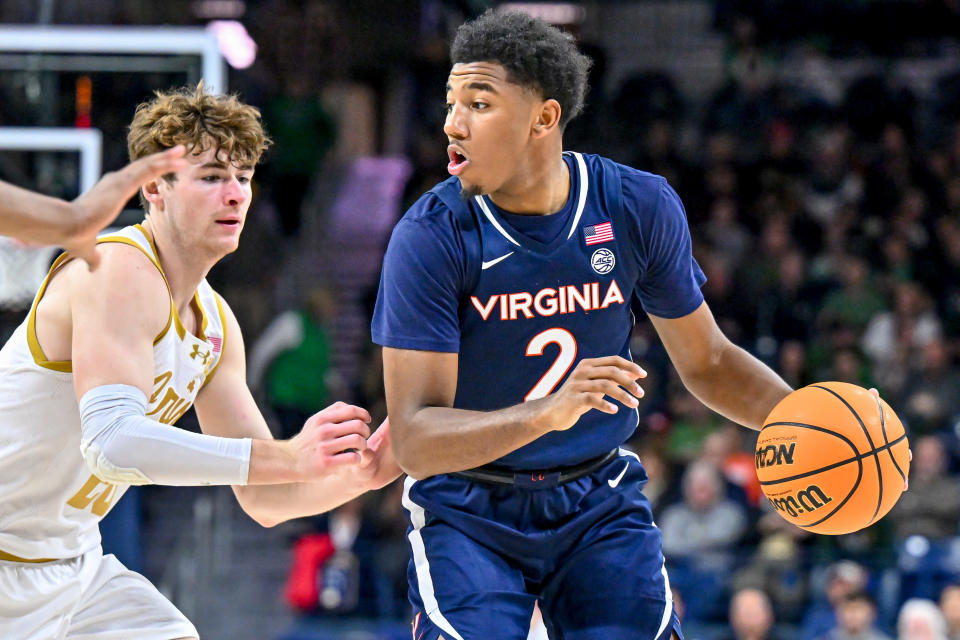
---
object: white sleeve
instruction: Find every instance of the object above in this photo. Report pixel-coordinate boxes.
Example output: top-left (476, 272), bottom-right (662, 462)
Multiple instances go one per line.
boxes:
top-left (79, 384), bottom-right (252, 486)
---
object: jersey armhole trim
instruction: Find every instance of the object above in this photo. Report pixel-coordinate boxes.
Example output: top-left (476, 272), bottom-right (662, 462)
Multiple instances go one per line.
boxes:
top-left (26, 251), bottom-right (75, 372)
top-left (199, 293), bottom-right (228, 390)
top-left (193, 291), bottom-right (210, 342)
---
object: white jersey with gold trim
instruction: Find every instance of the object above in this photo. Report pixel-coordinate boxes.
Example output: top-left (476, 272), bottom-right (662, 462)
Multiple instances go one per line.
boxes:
top-left (0, 224), bottom-right (227, 561)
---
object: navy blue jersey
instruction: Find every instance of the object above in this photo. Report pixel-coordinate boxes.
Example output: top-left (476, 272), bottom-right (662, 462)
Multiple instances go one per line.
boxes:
top-left (372, 152), bottom-right (705, 469)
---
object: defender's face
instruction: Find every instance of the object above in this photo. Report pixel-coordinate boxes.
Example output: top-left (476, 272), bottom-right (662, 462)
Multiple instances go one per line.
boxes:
top-left (444, 62), bottom-right (542, 197)
top-left (157, 146), bottom-right (253, 256)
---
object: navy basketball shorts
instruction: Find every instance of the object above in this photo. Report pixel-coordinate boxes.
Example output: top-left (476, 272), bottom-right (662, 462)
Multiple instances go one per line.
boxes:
top-left (401, 449), bottom-right (682, 640)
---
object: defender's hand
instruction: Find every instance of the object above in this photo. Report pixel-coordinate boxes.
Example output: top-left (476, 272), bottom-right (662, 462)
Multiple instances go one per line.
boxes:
top-left (538, 356), bottom-right (645, 431)
top-left (288, 402), bottom-right (371, 481)
top-left (352, 418), bottom-right (403, 490)
top-left (66, 146), bottom-right (187, 270)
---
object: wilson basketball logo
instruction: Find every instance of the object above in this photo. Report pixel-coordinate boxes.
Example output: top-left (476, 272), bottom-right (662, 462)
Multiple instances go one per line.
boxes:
top-left (755, 442), bottom-right (796, 469)
top-left (767, 484), bottom-right (834, 518)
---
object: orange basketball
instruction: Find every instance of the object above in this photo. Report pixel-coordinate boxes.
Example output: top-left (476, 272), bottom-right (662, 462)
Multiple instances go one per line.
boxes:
top-left (756, 382), bottom-right (910, 535)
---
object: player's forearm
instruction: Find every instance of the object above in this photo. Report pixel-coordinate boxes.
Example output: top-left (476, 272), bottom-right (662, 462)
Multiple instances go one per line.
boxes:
top-left (233, 474), bottom-right (366, 527)
top-left (681, 341), bottom-right (792, 431)
top-left (0, 181), bottom-right (76, 245)
top-left (246, 437), bottom-right (305, 485)
top-left (393, 403), bottom-right (554, 478)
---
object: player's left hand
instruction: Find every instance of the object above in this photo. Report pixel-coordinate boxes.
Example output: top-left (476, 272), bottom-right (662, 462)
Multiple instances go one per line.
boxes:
top-left (354, 418), bottom-right (403, 490)
top-left (869, 387), bottom-right (911, 492)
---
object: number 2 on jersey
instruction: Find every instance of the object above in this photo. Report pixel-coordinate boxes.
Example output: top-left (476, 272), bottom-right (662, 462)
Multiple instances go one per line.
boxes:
top-left (524, 328), bottom-right (577, 401)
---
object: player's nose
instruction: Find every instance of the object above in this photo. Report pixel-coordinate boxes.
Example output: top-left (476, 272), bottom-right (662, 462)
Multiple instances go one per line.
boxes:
top-left (222, 177), bottom-right (247, 206)
top-left (444, 105), bottom-right (467, 139)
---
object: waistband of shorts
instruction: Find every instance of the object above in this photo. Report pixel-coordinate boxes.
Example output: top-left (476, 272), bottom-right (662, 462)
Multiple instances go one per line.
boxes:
top-left (0, 549), bottom-right (57, 563)
top-left (453, 449), bottom-right (619, 488)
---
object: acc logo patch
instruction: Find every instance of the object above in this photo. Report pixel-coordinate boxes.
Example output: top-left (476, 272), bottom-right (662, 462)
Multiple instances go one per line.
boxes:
top-left (591, 248), bottom-right (615, 275)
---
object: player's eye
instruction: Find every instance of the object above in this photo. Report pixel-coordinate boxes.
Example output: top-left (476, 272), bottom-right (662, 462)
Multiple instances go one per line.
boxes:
top-left (237, 175), bottom-right (251, 184)
top-left (472, 101), bottom-right (488, 110)
top-left (443, 102), bottom-right (453, 115)
top-left (202, 175), bottom-right (221, 182)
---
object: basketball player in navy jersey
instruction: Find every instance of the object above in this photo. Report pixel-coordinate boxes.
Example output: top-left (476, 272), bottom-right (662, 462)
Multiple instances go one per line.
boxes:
top-left (372, 10), bottom-right (795, 640)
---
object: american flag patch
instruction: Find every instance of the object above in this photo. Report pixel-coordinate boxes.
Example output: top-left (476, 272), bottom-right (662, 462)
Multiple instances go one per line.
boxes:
top-left (584, 221), bottom-right (614, 245)
top-left (209, 336), bottom-right (222, 353)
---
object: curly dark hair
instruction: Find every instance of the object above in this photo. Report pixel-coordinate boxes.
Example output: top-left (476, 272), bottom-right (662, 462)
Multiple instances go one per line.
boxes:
top-left (451, 10), bottom-right (592, 129)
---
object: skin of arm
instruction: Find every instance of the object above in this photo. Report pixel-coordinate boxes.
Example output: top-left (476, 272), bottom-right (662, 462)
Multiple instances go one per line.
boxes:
top-left (70, 244), bottom-right (173, 398)
top-left (68, 247), bottom-right (382, 523)
top-left (0, 146), bottom-right (186, 269)
top-left (648, 301), bottom-right (793, 431)
top-left (194, 299), bottom-right (401, 527)
top-left (383, 347), bottom-right (644, 479)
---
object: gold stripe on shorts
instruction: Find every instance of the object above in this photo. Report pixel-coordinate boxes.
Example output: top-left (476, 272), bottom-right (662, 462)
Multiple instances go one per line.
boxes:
top-left (0, 549), bottom-right (56, 563)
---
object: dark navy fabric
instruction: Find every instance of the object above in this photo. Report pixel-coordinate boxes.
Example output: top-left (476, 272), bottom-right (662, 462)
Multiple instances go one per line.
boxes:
top-left (374, 152), bottom-right (702, 638)
top-left (372, 152), bottom-right (705, 469)
top-left (403, 451), bottom-right (682, 640)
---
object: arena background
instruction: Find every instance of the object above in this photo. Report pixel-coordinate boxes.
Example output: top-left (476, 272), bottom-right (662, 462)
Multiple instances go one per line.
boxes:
top-left (3, 1), bottom-right (960, 638)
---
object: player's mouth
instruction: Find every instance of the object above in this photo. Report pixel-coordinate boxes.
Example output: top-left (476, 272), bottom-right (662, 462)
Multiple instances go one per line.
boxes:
top-left (447, 145), bottom-right (470, 176)
top-left (215, 217), bottom-right (242, 229)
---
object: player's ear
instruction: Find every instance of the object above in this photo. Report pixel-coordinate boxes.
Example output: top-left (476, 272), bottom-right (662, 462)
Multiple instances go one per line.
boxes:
top-left (531, 99), bottom-right (562, 139)
top-left (141, 179), bottom-right (164, 210)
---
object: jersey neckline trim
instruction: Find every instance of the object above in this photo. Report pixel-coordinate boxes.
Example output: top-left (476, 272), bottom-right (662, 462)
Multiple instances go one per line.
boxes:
top-left (472, 152), bottom-right (589, 254)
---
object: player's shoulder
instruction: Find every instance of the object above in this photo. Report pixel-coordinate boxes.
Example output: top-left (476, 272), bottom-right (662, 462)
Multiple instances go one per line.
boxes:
top-left (209, 288), bottom-right (240, 332)
top-left (400, 176), bottom-right (464, 225)
top-left (574, 152), bottom-right (669, 203)
top-left (61, 241), bottom-right (169, 337)
top-left (610, 159), bottom-right (670, 198)
top-left (64, 239), bottom-right (163, 292)
top-left (205, 288), bottom-right (243, 356)
top-left (389, 177), bottom-right (474, 254)
top-left (598, 157), bottom-right (681, 222)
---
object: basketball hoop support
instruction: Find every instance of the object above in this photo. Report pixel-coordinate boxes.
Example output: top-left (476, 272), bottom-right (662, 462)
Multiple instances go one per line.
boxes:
top-left (0, 127), bottom-right (102, 193)
top-left (0, 25), bottom-right (226, 94)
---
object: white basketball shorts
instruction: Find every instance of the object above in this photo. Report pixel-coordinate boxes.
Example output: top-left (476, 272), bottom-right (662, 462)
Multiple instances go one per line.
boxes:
top-left (0, 546), bottom-right (197, 639)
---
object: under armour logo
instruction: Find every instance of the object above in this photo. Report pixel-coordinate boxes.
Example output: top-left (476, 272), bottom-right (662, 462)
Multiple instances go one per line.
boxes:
top-left (190, 344), bottom-right (211, 364)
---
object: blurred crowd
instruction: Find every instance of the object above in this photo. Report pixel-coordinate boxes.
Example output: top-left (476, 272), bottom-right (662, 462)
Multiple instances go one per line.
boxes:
top-left (6, 1), bottom-right (960, 638)
top-left (265, 4), bottom-right (960, 639)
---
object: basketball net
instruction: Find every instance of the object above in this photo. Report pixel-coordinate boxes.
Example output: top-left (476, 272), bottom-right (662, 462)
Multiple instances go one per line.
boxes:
top-left (0, 237), bottom-right (58, 310)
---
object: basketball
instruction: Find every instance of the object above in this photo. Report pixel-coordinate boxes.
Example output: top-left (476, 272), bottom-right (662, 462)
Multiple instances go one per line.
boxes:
top-left (756, 382), bottom-right (910, 535)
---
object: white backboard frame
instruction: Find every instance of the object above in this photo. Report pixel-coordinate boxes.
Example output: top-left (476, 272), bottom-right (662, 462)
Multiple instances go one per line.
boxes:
top-left (0, 127), bottom-right (102, 193)
top-left (0, 25), bottom-right (226, 93)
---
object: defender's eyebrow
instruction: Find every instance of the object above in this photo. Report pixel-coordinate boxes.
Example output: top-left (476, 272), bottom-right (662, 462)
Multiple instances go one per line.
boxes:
top-left (467, 81), bottom-right (498, 93)
top-left (446, 81), bottom-right (500, 94)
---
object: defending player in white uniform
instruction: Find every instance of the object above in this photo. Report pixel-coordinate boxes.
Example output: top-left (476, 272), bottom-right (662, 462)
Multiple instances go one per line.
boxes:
top-left (0, 85), bottom-right (400, 639)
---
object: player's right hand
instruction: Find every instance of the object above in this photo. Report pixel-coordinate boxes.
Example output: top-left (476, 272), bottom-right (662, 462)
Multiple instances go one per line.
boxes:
top-left (540, 356), bottom-right (645, 431)
top-left (288, 401), bottom-right (372, 481)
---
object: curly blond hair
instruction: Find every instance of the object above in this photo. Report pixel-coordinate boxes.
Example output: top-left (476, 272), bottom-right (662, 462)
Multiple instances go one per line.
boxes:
top-left (127, 82), bottom-right (272, 209)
